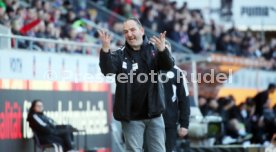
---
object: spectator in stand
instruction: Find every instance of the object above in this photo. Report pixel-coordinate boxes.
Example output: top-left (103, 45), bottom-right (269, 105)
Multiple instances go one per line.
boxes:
top-left (140, 6), bottom-right (157, 31)
top-left (237, 102), bottom-right (252, 133)
top-left (253, 83), bottom-right (276, 116)
top-left (218, 97), bottom-right (236, 138)
top-left (216, 96), bottom-right (253, 144)
top-left (168, 22), bottom-right (181, 43)
top-left (0, 1), bottom-right (7, 25)
top-left (206, 98), bottom-right (220, 116)
top-left (261, 98), bottom-right (276, 141)
top-left (104, 0), bottom-right (275, 63)
top-left (198, 96), bottom-right (208, 116)
top-left (200, 25), bottom-right (216, 52)
top-left (27, 99), bottom-right (78, 152)
top-left (179, 23), bottom-right (193, 48)
top-left (261, 44), bottom-right (273, 60)
top-left (0, 0), bottom-right (117, 52)
top-left (1, 0), bottom-right (276, 65)
top-left (273, 104), bottom-right (276, 117)
top-left (162, 42), bottom-right (190, 152)
top-left (188, 11), bottom-right (203, 53)
top-left (251, 97), bottom-right (275, 143)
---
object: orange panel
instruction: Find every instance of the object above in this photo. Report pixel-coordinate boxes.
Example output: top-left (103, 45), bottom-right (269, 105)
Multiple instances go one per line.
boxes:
top-left (29, 80), bottom-right (53, 90)
top-left (269, 93), bottom-right (276, 107)
top-left (219, 65), bottom-right (241, 73)
top-left (55, 81), bottom-right (71, 90)
top-left (0, 79), bottom-right (109, 92)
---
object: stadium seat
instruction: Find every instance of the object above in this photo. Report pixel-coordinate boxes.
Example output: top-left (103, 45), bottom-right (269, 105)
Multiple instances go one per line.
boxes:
top-left (33, 132), bottom-right (61, 152)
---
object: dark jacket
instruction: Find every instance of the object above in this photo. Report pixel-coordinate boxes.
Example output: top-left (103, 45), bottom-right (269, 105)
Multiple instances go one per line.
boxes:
top-left (28, 113), bottom-right (57, 136)
top-left (27, 112), bottom-right (73, 147)
top-left (162, 66), bottom-right (190, 128)
top-left (99, 37), bottom-right (174, 121)
top-left (27, 112), bottom-right (63, 145)
top-left (253, 90), bottom-right (269, 116)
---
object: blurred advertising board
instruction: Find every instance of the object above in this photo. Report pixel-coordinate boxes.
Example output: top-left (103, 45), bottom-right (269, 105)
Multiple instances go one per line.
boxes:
top-left (0, 50), bottom-right (102, 82)
top-left (176, 0), bottom-right (276, 30)
top-left (0, 50), bottom-right (112, 151)
top-left (0, 81), bottom-right (112, 152)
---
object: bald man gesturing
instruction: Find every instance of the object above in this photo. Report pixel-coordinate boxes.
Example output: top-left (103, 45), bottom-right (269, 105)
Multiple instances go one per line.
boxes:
top-left (99, 18), bottom-right (174, 152)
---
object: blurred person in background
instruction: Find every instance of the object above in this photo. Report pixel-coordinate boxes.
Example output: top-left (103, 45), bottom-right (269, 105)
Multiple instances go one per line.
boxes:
top-left (251, 97), bottom-right (276, 144)
top-left (198, 96), bottom-right (208, 116)
top-left (140, 6), bottom-right (157, 31)
top-left (200, 25), bottom-right (216, 52)
top-left (253, 83), bottom-right (276, 116)
top-left (0, 1), bottom-right (7, 24)
top-left (261, 98), bottom-right (276, 142)
top-left (250, 84), bottom-right (276, 143)
top-left (188, 11), bottom-right (203, 53)
top-left (217, 96), bottom-right (252, 144)
top-left (206, 98), bottom-right (220, 116)
top-left (162, 41), bottom-right (190, 152)
top-left (27, 99), bottom-right (78, 152)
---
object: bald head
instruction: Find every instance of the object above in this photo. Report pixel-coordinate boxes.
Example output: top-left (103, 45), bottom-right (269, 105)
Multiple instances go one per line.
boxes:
top-left (123, 18), bottom-right (144, 50)
top-left (124, 17), bottom-right (143, 28)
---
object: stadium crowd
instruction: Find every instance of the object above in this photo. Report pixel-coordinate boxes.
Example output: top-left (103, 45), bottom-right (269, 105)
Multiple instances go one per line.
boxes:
top-left (198, 84), bottom-right (276, 145)
top-left (0, 0), bottom-right (106, 53)
top-left (0, 0), bottom-right (275, 63)
top-left (106, 0), bottom-right (276, 68)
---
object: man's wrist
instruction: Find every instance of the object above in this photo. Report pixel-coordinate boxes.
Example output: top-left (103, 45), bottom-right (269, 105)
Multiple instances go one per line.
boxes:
top-left (180, 123), bottom-right (188, 129)
top-left (158, 46), bottom-right (166, 52)
top-left (101, 48), bottom-right (110, 53)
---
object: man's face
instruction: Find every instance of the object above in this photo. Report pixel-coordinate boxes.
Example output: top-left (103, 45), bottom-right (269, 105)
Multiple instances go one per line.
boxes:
top-left (34, 101), bottom-right (44, 113)
top-left (123, 20), bottom-right (144, 49)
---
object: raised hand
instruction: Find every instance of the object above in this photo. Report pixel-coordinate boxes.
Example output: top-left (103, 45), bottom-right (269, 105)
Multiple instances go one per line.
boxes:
top-left (98, 29), bottom-right (112, 53)
top-left (150, 31), bottom-right (167, 52)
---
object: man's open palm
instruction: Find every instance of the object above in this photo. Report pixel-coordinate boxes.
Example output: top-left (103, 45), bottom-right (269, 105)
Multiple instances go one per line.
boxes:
top-left (98, 29), bottom-right (112, 53)
top-left (150, 31), bottom-right (167, 52)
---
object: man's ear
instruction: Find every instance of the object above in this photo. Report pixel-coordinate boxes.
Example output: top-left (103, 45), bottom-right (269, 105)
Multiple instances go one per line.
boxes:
top-left (140, 27), bottom-right (145, 35)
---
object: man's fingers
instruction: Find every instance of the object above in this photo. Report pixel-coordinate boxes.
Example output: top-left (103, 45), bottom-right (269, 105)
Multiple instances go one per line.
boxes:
top-left (98, 29), bottom-right (109, 38)
top-left (150, 38), bottom-right (156, 44)
top-left (107, 34), bottom-right (110, 40)
top-left (105, 32), bottom-right (112, 41)
top-left (97, 30), bottom-right (103, 37)
top-left (163, 31), bottom-right (167, 37)
top-left (97, 29), bottom-right (102, 34)
top-left (107, 34), bottom-right (112, 41)
top-left (98, 30), bottom-right (108, 41)
top-left (160, 31), bottom-right (167, 39)
top-left (103, 31), bottom-right (107, 38)
top-left (152, 36), bottom-right (161, 44)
